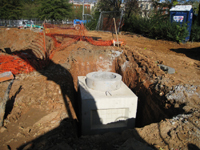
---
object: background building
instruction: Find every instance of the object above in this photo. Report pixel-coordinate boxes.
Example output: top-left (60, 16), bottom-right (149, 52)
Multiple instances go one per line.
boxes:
top-left (69, 0), bottom-right (96, 14)
top-left (138, 0), bottom-right (154, 17)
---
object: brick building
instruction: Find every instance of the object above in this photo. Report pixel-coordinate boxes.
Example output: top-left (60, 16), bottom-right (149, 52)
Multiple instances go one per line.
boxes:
top-left (138, 0), bottom-right (154, 17)
top-left (137, 0), bottom-right (169, 17)
top-left (69, 1), bottom-right (95, 13)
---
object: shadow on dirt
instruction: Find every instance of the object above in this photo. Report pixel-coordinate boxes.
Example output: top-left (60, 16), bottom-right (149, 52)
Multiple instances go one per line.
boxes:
top-left (4, 85), bottom-right (22, 119)
top-left (170, 47), bottom-right (200, 61)
top-left (188, 143), bottom-right (200, 150)
top-left (129, 77), bottom-right (186, 128)
top-left (0, 48), bottom-right (12, 54)
top-left (2, 49), bottom-right (156, 150)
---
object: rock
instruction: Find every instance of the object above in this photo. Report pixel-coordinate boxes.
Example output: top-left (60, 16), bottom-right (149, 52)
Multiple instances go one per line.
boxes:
top-left (177, 132), bottom-right (189, 141)
top-left (51, 120), bottom-right (56, 124)
top-left (21, 142), bottom-right (33, 150)
top-left (158, 64), bottom-right (175, 74)
top-left (33, 111), bottom-right (59, 126)
top-left (0, 127), bottom-right (7, 133)
top-left (17, 132), bottom-right (25, 137)
top-left (60, 112), bottom-right (69, 120)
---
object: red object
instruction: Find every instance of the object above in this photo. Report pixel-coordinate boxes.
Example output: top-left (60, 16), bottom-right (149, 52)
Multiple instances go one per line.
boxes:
top-left (0, 23), bottom-right (125, 75)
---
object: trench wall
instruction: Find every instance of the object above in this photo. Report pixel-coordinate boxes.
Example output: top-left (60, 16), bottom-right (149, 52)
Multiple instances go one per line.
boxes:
top-left (67, 46), bottom-right (179, 127)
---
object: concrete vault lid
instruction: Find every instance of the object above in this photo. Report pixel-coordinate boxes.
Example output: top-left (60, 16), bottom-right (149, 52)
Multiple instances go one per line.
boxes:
top-left (86, 72), bottom-right (122, 92)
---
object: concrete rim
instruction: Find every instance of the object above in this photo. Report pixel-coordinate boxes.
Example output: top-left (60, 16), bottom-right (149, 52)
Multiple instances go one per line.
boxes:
top-left (86, 72), bottom-right (122, 91)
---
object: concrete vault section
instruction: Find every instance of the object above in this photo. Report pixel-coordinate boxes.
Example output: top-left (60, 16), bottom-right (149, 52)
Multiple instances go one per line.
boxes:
top-left (78, 72), bottom-right (138, 135)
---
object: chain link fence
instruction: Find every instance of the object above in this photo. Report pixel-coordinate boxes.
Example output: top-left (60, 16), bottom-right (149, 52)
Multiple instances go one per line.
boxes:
top-left (96, 11), bottom-right (123, 33)
top-left (0, 19), bottom-right (65, 27)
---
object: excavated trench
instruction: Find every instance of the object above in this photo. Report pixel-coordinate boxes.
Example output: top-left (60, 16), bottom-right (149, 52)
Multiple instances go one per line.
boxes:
top-left (1, 29), bottom-right (200, 150)
top-left (64, 46), bottom-right (184, 129)
top-left (0, 32), bottom-right (183, 129)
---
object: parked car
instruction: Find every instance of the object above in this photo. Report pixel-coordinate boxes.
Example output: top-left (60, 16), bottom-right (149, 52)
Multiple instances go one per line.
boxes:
top-left (17, 20), bottom-right (28, 29)
top-left (17, 20), bottom-right (43, 29)
top-left (62, 20), bottom-right (73, 25)
top-left (25, 20), bottom-right (34, 28)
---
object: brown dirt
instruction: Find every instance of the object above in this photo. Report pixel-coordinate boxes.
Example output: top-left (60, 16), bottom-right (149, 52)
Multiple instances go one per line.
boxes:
top-left (0, 28), bottom-right (200, 150)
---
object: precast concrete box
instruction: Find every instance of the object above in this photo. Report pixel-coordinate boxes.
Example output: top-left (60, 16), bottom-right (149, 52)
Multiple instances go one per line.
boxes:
top-left (78, 72), bottom-right (138, 135)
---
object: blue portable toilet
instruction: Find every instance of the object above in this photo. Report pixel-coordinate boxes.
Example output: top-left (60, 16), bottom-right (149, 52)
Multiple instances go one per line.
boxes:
top-left (170, 5), bottom-right (193, 41)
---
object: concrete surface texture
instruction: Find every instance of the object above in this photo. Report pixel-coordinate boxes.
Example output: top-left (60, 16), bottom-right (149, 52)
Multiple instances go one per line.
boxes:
top-left (78, 76), bottom-right (138, 135)
top-left (158, 64), bottom-right (175, 74)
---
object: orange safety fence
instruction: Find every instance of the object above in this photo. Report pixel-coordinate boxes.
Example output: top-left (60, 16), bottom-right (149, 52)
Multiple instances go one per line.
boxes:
top-left (0, 23), bottom-right (125, 75)
top-left (44, 23), bottom-right (74, 30)
top-left (49, 37), bottom-right (80, 59)
top-left (0, 52), bottom-right (49, 75)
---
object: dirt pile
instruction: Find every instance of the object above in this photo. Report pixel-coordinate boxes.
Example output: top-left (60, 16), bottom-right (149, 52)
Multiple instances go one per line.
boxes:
top-left (0, 28), bottom-right (200, 150)
top-left (0, 28), bottom-right (40, 52)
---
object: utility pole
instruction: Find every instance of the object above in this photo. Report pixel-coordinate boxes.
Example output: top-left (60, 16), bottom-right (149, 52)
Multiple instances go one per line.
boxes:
top-left (82, 0), bottom-right (84, 20)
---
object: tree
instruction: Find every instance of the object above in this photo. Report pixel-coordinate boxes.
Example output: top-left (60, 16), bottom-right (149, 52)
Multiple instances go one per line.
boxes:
top-left (37, 0), bottom-right (72, 21)
top-left (126, 0), bottom-right (140, 18)
top-left (97, 0), bottom-right (121, 12)
top-left (0, 0), bottom-right (22, 19)
top-left (22, 0), bottom-right (40, 19)
top-left (191, 0), bottom-right (200, 14)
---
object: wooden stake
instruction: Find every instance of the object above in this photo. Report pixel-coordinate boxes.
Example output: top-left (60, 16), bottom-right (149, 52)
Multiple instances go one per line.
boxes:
top-left (113, 18), bottom-right (119, 47)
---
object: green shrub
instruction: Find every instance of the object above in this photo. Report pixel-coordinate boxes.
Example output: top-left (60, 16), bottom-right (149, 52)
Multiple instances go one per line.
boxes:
top-left (85, 19), bottom-right (98, 30)
top-left (167, 22), bottom-right (189, 43)
top-left (191, 21), bottom-right (200, 42)
top-left (85, 11), bottom-right (100, 30)
top-left (123, 14), bottom-right (189, 43)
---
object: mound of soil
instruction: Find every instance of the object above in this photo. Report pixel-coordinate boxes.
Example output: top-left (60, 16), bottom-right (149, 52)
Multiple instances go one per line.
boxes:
top-left (0, 28), bottom-right (200, 150)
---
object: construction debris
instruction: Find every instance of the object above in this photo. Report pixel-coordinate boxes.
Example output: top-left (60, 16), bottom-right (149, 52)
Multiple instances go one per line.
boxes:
top-left (0, 71), bottom-right (14, 82)
top-left (158, 64), bottom-right (175, 74)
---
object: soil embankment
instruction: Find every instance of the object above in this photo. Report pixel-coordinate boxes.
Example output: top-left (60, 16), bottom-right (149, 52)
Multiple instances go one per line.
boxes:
top-left (0, 28), bottom-right (200, 150)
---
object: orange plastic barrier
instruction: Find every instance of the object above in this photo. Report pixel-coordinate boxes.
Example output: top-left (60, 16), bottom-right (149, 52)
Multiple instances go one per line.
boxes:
top-left (0, 23), bottom-right (125, 75)
top-left (0, 52), bottom-right (49, 75)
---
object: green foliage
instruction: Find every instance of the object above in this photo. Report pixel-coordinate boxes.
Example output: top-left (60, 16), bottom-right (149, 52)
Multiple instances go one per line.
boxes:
top-left (97, 0), bottom-right (121, 11)
top-left (167, 22), bottom-right (189, 43)
top-left (37, 0), bottom-right (72, 21)
top-left (123, 13), bottom-right (189, 43)
top-left (126, 0), bottom-right (140, 18)
top-left (192, 1), bottom-right (199, 14)
top-left (85, 18), bottom-right (98, 30)
top-left (0, 0), bottom-right (23, 19)
top-left (191, 21), bottom-right (200, 42)
top-left (173, 1), bottom-right (179, 6)
top-left (22, 0), bottom-right (40, 19)
top-left (85, 10), bottom-right (100, 30)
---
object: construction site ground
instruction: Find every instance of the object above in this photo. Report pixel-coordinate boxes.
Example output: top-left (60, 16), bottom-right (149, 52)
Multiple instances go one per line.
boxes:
top-left (0, 28), bottom-right (200, 150)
